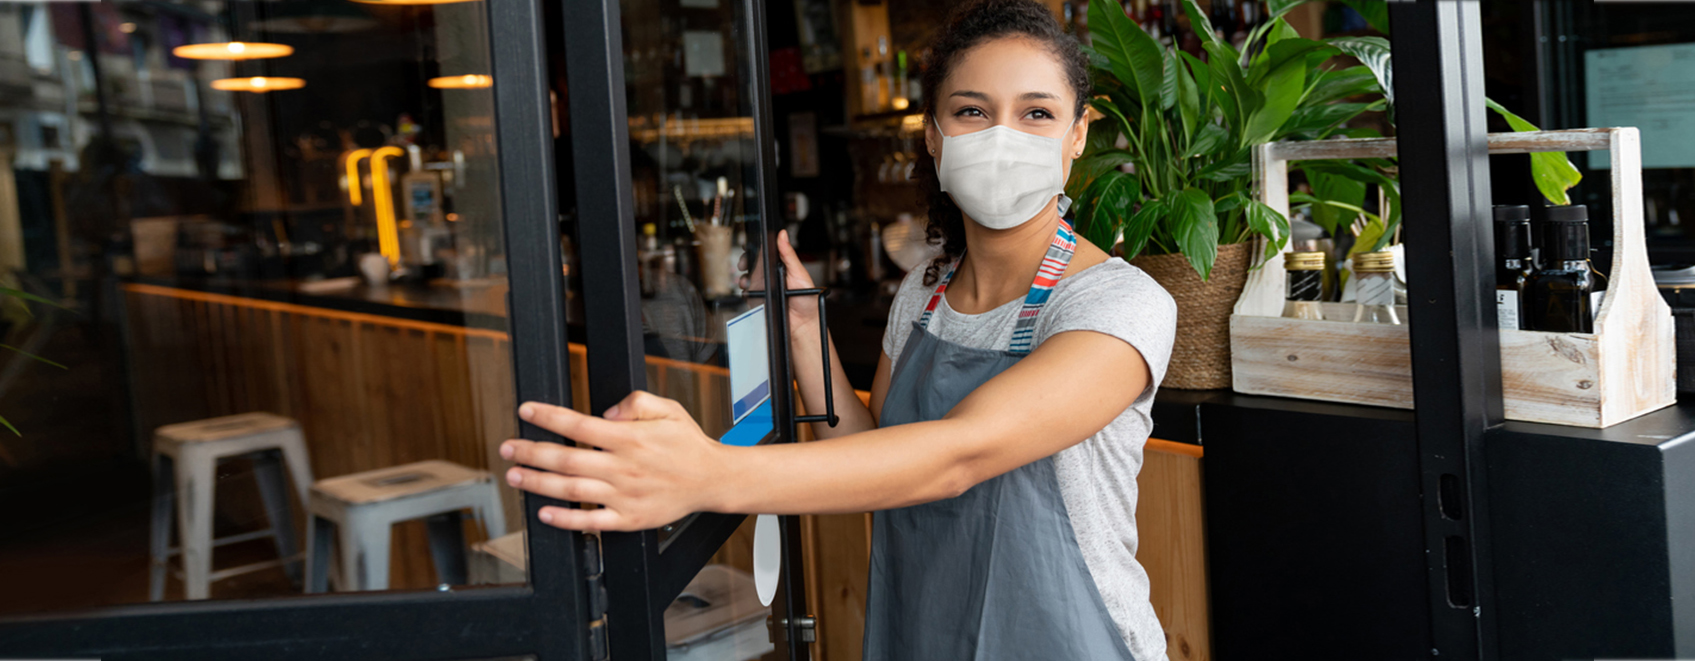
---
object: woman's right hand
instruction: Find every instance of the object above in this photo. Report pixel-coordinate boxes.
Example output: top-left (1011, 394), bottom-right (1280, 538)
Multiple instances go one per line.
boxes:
top-left (740, 229), bottom-right (820, 334)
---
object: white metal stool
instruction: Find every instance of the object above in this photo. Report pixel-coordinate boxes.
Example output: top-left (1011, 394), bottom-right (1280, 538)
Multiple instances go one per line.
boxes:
top-left (150, 412), bottom-right (314, 601)
top-left (304, 460), bottom-right (506, 592)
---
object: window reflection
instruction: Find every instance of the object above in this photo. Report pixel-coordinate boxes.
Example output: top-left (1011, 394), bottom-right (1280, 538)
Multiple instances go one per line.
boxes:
top-left (0, 0), bottom-right (533, 613)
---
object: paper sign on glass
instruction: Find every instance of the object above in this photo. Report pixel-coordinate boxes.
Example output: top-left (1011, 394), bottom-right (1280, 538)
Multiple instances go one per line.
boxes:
top-left (721, 306), bottom-right (773, 447)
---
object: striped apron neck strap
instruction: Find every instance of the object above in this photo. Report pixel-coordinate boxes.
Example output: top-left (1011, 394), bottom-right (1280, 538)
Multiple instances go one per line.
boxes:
top-left (917, 258), bottom-right (961, 329)
top-left (916, 218), bottom-right (1079, 349)
top-left (1009, 217), bottom-right (1077, 355)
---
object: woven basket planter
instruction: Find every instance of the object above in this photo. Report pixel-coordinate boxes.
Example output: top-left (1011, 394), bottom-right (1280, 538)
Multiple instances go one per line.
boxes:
top-left (1130, 241), bottom-right (1252, 390)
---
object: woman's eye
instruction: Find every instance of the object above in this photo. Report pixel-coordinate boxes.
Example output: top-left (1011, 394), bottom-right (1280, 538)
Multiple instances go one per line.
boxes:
top-left (954, 107), bottom-right (985, 118)
top-left (1027, 109), bottom-right (1055, 120)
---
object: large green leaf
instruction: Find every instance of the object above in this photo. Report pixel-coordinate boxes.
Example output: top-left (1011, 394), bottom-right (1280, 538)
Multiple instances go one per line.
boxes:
top-left (1244, 57), bottom-right (1305, 145)
top-left (1180, 0), bottom-right (1227, 53)
top-left (1178, 51), bottom-right (1213, 111)
top-left (1182, 123), bottom-right (1231, 159)
top-left (1089, 0), bottom-right (1166, 107)
top-left (1485, 98), bottom-right (1583, 206)
top-left (1171, 188), bottom-right (1221, 280)
top-left (1243, 199), bottom-right (1292, 260)
top-left (1299, 160), bottom-right (1403, 244)
top-left (1249, 38), bottom-right (1334, 87)
top-left (1067, 149), bottom-right (1135, 201)
top-left (1120, 199), bottom-right (1167, 261)
top-left (1081, 170), bottom-right (1141, 252)
top-left (1160, 54), bottom-right (1180, 112)
top-left (1204, 42), bottom-right (1253, 128)
top-left (1265, 19), bottom-right (1302, 49)
top-left (1303, 66), bottom-right (1381, 107)
top-left (1198, 159), bottom-right (1253, 182)
top-left (1329, 36), bottom-right (1394, 109)
top-left (1305, 169), bottom-right (1368, 234)
top-left (1175, 55), bottom-right (1201, 135)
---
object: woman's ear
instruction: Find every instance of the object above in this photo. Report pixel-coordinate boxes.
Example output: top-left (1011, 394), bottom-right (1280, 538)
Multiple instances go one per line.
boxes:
top-left (925, 116), bottom-right (940, 160)
top-left (1068, 111), bottom-right (1090, 159)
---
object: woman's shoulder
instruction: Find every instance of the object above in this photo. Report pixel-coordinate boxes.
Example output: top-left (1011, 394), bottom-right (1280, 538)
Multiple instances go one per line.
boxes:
top-left (1055, 257), bottom-right (1175, 312)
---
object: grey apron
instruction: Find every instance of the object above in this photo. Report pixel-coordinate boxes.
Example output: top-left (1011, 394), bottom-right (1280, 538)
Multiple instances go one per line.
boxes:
top-left (863, 219), bottom-right (1136, 661)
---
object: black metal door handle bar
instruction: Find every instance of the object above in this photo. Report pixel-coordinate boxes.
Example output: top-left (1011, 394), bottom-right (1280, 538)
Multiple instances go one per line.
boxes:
top-left (745, 286), bottom-right (839, 428)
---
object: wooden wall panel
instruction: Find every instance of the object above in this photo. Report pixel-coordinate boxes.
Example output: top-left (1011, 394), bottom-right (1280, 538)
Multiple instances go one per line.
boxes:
top-left (123, 284), bottom-right (519, 590)
top-left (1138, 444), bottom-right (1212, 661)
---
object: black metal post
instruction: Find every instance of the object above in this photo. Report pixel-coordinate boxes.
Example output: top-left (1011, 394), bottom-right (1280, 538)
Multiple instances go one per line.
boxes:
top-left (1389, 2), bottom-right (1501, 659)
top-left (488, 0), bottom-right (591, 657)
top-left (737, 0), bottom-right (812, 654)
top-left (558, 0), bottom-right (667, 657)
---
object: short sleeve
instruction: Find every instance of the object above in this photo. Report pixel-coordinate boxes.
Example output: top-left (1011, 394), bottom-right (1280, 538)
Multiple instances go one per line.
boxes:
top-left (882, 265), bottom-right (940, 361)
top-left (1037, 260), bottom-right (1177, 401)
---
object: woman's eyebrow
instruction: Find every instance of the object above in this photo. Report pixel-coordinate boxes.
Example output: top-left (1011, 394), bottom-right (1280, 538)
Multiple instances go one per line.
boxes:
top-left (1019, 91), bottom-right (1059, 101)
top-left (949, 90), bottom-right (991, 101)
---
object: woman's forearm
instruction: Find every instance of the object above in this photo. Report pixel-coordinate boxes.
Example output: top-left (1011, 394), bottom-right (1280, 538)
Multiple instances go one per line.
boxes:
top-left (790, 318), bottom-right (877, 439)
top-left (711, 417), bottom-right (977, 514)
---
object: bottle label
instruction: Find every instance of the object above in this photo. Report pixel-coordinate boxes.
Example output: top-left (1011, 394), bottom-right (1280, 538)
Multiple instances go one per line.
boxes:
top-left (1357, 275), bottom-right (1395, 306)
top-left (1496, 290), bottom-right (1520, 330)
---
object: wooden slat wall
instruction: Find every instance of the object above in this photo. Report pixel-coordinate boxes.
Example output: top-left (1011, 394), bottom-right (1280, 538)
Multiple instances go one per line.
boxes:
top-left (125, 284), bottom-right (521, 589)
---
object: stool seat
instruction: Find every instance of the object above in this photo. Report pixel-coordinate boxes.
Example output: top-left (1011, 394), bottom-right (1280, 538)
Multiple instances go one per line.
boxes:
top-left (150, 412), bottom-right (313, 601)
top-left (312, 460), bottom-right (488, 505)
top-left (305, 460), bottom-right (505, 593)
top-left (156, 412), bottom-right (298, 448)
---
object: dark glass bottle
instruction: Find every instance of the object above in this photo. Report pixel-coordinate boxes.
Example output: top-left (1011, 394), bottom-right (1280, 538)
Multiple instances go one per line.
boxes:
top-left (1284, 251), bottom-right (1326, 320)
top-left (1529, 205), bottom-right (1607, 333)
top-left (1493, 205), bottom-right (1533, 330)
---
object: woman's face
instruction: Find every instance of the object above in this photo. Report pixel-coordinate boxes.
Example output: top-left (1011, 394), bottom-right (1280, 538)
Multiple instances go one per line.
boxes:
top-left (925, 37), bottom-right (1088, 179)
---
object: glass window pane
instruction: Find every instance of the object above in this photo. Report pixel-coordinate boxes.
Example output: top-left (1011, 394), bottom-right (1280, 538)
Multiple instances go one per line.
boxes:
top-left (619, 0), bottom-right (771, 449)
top-left (617, 0), bottom-right (788, 657)
top-left (0, 0), bottom-right (541, 613)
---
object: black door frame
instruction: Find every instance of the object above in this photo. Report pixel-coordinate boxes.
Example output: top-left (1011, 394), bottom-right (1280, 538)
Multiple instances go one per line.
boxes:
top-left (564, 0), bottom-right (812, 655)
top-left (1390, 1), bottom-right (1500, 659)
top-left (0, 0), bottom-right (591, 658)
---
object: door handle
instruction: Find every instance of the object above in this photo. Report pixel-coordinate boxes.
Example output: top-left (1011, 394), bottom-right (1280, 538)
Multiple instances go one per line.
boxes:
top-left (745, 286), bottom-right (839, 428)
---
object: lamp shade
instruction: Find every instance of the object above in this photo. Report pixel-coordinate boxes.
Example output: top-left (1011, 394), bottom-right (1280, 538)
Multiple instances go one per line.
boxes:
top-left (210, 76), bottom-right (306, 92)
top-left (172, 41), bottom-right (293, 60)
top-left (428, 74), bottom-right (492, 89)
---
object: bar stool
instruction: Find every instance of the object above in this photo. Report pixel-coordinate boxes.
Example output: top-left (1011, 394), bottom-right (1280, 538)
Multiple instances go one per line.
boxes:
top-left (304, 460), bottom-right (506, 592)
top-left (150, 412), bottom-right (314, 601)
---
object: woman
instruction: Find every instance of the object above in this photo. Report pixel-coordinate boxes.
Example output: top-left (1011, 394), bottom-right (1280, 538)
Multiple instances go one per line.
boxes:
top-left (501, 1), bottom-right (1176, 658)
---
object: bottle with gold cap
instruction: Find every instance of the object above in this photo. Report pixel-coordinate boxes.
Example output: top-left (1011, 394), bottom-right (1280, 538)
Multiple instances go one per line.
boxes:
top-left (1352, 250), bottom-right (1401, 324)
top-left (1284, 251), bottom-right (1327, 321)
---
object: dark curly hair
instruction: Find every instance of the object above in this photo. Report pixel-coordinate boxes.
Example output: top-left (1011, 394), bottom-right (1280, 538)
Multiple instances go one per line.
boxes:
top-left (916, 0), bottom-right (1092, 286)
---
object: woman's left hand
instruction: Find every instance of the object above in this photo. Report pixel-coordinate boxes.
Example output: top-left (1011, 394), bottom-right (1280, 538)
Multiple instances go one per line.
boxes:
top-left (500, 391), bottom-right (727, 532)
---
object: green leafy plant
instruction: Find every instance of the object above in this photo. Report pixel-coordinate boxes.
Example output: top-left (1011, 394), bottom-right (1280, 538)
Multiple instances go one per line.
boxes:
top-left (1075, 0), bottom-right (1581, 280)
top-left (1071, 0), bottom-right (1391, 279)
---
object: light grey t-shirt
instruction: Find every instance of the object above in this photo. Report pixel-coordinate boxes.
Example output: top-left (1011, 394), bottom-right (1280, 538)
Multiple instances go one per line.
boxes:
top-left (882, 256), bottom-right (1177, 661)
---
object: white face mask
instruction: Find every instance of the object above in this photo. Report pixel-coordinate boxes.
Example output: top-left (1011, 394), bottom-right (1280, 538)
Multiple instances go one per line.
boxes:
top-left (936, 122), bottom-right (1074, 230)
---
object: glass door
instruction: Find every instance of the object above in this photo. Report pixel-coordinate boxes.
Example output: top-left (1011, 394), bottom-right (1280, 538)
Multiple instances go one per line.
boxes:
top-left (0, 0), bottom-right (592, 658)
top-left (558, 0), bottom-right (812, 655)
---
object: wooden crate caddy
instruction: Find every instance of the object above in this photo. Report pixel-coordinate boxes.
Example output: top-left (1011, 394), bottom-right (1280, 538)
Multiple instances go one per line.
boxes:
top-left (1230, 128), bottom-right (1674, 428)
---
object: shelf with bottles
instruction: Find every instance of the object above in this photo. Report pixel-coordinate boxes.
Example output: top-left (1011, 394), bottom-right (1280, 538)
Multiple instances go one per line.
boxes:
top-left (1229, 128), bottom-right (1675, 428)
